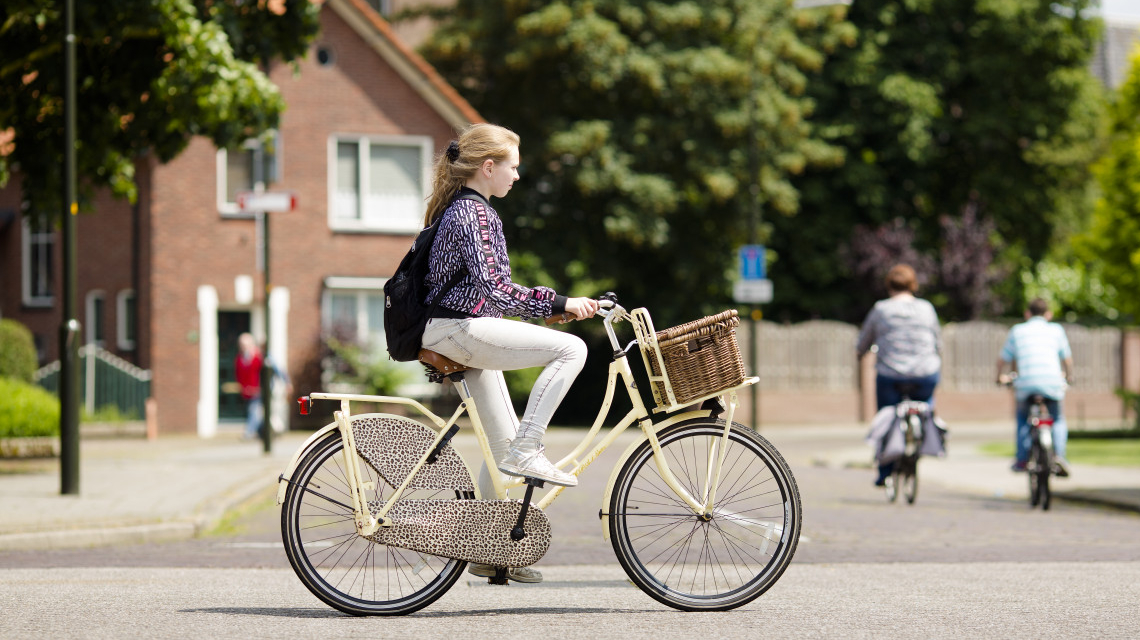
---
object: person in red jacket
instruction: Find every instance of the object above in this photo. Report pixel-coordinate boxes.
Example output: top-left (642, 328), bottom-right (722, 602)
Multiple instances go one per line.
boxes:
top-left (235, 332), bottom-right (290, 440)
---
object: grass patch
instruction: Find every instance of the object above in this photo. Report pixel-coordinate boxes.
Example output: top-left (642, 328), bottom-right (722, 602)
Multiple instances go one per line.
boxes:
top-left (204, 486), bottom-right (278, 538)
top-left (979, 439), bottom-right (1140, 468)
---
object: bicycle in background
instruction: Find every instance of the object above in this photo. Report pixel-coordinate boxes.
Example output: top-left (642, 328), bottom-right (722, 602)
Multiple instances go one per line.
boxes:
top-left (1024, 393), bottom-right (1057, 510)
top-left (884, 385), bottom-right (929, 505)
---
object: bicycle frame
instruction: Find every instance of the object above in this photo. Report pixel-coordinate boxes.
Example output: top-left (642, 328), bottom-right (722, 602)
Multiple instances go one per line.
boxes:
top-left (276, 302), bottom-right (759, 541)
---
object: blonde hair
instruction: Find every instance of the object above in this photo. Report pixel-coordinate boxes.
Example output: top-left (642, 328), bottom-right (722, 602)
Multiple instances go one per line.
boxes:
top-left (423, 123), bottom-right (520, 226)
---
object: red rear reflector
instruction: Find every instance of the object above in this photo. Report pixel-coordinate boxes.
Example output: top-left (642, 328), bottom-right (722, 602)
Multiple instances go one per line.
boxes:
top-left (298, 396), bottom-right (311, 416)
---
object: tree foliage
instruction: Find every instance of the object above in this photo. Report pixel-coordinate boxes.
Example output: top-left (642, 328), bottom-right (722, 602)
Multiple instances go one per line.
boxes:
top-left (418, 0), bottom-right (853, 326)
top-left (1077, 44), bottom-right (1140, 322)
top-left (0, 0), bottom-right (320, 220)
top-left (779, 0), bottom-right (1104, 322)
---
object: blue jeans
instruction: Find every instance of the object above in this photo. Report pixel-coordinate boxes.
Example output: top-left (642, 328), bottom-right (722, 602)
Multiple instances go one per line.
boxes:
top-left (423, 317), bottom-right (587, 498)
top-left (243, 396), bottom-right (263, 439)
top-left (875, 373), bottom-right (939, 410)
top-left (1015, 396), bottom-right (1067, 463)
top-left (875, 373), bottom-right (939, 482)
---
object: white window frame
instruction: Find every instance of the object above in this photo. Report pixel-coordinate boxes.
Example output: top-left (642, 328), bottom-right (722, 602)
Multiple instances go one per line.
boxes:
top-left (327, 134), bottom-right (431, 234)
top-left (216, 131), bottom-right (282, 216)
top-left (117, 289), bottom-right (137, 351)
top-left (21, 217), bottom-right (54, 307)
top-left (85, 290), bottom-right (106, 347)
top-left (320, 277), bottom-right (388, 347)
top-left (320, 276), bottom-right (437, 397)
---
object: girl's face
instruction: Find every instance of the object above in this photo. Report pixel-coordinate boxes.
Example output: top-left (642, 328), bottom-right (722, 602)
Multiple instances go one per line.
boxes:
top-left (487, 145), bottom-right (520, 198)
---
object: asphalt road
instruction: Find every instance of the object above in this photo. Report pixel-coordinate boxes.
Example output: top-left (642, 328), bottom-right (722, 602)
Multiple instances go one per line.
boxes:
top-left (2, 426), bottom-right (1138, 638)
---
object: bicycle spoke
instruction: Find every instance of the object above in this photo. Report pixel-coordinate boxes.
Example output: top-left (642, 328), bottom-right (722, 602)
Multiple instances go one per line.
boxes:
top-left (610, 421), bottom-right (800, 610)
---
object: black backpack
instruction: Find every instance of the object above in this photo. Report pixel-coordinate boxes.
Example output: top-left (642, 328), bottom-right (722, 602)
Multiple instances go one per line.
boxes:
top-left (383, 192), bottom-right (487, 361)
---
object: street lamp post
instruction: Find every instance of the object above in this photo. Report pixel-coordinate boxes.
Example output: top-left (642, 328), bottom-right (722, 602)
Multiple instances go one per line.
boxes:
top-left (60, 0), bottom-right (81, 495)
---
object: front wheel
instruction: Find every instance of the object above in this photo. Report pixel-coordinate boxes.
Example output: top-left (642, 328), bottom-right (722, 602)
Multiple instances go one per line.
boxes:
top-left (608, 420), bottom-right (802, 611)
top-left (281, 431), bottom-right (469, 616)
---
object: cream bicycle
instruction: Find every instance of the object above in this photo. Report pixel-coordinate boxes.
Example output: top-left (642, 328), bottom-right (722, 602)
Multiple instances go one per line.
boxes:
top-left (276, 296), bottom-right (802, 615)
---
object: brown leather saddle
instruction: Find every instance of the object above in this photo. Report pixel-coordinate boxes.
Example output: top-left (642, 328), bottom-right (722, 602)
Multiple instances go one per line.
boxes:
top-left (418, 349), bottom-right (470, 383)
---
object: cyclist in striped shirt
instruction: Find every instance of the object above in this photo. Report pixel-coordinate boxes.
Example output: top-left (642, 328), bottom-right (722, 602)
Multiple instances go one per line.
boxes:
top-left (995, 298), bottom-right (1073, 475)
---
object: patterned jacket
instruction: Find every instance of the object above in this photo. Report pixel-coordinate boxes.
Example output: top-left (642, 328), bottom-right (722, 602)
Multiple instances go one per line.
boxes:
top-left (425, 188), bottom-right (567, 320)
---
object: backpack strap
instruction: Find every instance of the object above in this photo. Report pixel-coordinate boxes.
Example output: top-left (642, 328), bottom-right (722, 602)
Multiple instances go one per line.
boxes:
top-left (426, 189), bottom-right (488, 316)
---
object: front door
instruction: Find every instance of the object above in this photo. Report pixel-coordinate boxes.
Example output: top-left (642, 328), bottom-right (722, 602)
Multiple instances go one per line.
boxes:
top-left (218, 311), bottom-right (251, 419)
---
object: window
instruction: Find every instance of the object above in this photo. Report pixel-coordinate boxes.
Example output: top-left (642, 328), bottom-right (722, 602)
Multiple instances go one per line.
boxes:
top-left (117, 290), bottom-right (137, 351)
top-left (366, 0), bottom-right (393, 16)
top-left (21, 217), bottom-right (53, 307)
top-left (86, 290), bottom-right (106, 347)
top-left (329, 135), bottom-right (430, 233)
top-left (216, 131), bottom-right (281, 215)
top-left (321, 277), bottom-right (387, 347)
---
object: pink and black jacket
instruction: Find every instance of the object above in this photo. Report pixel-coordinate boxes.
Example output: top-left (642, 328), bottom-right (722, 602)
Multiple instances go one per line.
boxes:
top-left (425, 187), bottom-right (567, 320)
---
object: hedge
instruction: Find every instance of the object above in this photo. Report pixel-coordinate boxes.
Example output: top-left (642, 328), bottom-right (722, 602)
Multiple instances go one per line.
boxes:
top-left (0, 377), bottom-right (60, 439)
top-left (0, 319), bottom-right (38, 383)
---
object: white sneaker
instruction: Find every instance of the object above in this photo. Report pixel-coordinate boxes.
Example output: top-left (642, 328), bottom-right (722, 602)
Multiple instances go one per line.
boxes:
top-left (497, 437), bottom-right (577, 487)
top-left (467, 563), bottom-right (543, 583)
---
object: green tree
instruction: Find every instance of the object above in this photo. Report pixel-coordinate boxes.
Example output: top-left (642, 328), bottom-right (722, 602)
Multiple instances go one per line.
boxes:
top-left (419, 0), bottom-right (853, 326)
top-left (0, 0), bottom-right (320, 220)
top-left (1077, 44), bottom-right (1140, 322)
top-left (781, 0), bottom-right (1104, 322)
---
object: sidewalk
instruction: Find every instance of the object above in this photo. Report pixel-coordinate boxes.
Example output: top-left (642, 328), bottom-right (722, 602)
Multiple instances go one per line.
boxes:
top-left (1, 422), bottom-right (1137, 552)
top-left (804, 421), bottom-right (1140, 512)
top-left (0, 430), bottom-right (307, 551)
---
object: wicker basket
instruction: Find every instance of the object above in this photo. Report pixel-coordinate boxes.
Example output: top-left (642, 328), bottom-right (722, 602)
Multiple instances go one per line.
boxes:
top-left (645, 310), bottom-right (746, 406)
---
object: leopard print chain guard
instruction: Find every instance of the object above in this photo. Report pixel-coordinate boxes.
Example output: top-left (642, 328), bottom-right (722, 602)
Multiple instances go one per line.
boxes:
top-left (365, 499), bottom-right (552, 568)
top-left (351, 414), bottom-right (475, 492)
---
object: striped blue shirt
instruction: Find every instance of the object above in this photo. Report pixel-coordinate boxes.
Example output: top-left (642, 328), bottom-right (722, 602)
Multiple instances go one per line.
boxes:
top-left (1000, 316), bottom-right (1071, 401)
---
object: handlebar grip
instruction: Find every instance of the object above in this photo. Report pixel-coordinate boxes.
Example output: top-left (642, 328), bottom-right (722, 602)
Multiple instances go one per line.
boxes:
top-left (545, 313), bottom-right (571, 326)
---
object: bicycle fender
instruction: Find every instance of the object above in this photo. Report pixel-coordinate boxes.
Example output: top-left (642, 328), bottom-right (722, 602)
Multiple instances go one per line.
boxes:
top-left (276, 422), bottom-right (339, 505)
top-left (599, 410), bottom-right (712, 541)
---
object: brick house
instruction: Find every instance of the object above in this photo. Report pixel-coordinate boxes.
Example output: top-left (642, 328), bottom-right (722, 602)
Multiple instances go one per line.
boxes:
top-left (0, 0), bottom-right (480, 436)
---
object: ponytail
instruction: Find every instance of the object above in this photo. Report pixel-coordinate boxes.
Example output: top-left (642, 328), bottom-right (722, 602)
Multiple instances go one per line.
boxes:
top-left (424, 123), bottom-right (520, 226)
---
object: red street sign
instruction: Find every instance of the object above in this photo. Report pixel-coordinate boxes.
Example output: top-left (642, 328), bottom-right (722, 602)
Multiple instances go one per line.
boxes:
top-left (236, 191), bottom-right (297, 213)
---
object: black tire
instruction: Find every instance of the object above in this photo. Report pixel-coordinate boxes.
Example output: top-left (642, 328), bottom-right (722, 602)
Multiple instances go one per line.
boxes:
top-left (1035, 442), bottom-right (1052, 511)
top-left (886, 466), bottom-right (900, 503)
top-left (608, 420), bottom-right (802, 611)
top-left (281, 431), bottom-right (469, 616)
top-left (903, 457), bottom-right (918, 505)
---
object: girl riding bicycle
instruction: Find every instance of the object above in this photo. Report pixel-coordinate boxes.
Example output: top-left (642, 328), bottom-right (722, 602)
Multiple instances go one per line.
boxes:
top-left (421, 124), bottom-right (599, 488)
top-left (418, 123), bottom-right (598, 579)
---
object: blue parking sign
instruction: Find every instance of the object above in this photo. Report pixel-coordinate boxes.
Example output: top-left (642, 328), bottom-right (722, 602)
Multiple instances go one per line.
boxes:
top-left (739, 245), bottom-right (766, 280)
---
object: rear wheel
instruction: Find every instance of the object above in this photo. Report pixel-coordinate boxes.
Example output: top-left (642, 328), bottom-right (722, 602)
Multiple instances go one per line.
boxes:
top-left (902, 456), bottom-right (919, 505)
top-left (281, 431), bottom-right (469, 616)
top-left (1034, 440), bottom-right (1052, 511)
top-left (609, 420), bottom-right (802, 611)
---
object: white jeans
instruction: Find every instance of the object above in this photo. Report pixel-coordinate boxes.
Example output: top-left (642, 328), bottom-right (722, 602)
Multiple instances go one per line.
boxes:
top-left (422, 317), bottom-right (587, 496)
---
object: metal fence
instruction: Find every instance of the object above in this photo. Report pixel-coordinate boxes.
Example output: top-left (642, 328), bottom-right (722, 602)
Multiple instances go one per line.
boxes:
top-left (35, 345), bottom-right (152, 418)
top-left (745, 320), bottom-right (1122, 393)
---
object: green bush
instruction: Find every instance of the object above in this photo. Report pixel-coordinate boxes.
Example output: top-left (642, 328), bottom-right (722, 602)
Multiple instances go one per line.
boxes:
top-left (0, 319), bottom-right (38, 383)
top-left (0, 377), bottom-right (60, 439)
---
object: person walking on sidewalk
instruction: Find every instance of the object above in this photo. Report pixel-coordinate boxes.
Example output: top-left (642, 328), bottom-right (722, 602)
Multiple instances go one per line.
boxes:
top-left (857, 264), bottom-right (943, 486)
top-left (235, 332), bottom-right (291, 441)
top-left (996, 298), bottom-right (1073, 476)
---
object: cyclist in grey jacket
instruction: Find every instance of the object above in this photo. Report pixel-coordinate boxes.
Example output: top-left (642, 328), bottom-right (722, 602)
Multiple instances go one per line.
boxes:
top-left (856, 264), bottom-right (942, 485)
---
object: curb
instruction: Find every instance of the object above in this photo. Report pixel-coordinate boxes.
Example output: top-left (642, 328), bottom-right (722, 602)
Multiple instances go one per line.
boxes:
top-left (0, 472), bottom-right (281, 552)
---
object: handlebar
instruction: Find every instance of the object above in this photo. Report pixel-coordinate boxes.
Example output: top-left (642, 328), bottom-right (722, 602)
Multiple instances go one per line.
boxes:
top-left (544, 292), bottom-right (620, 325)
